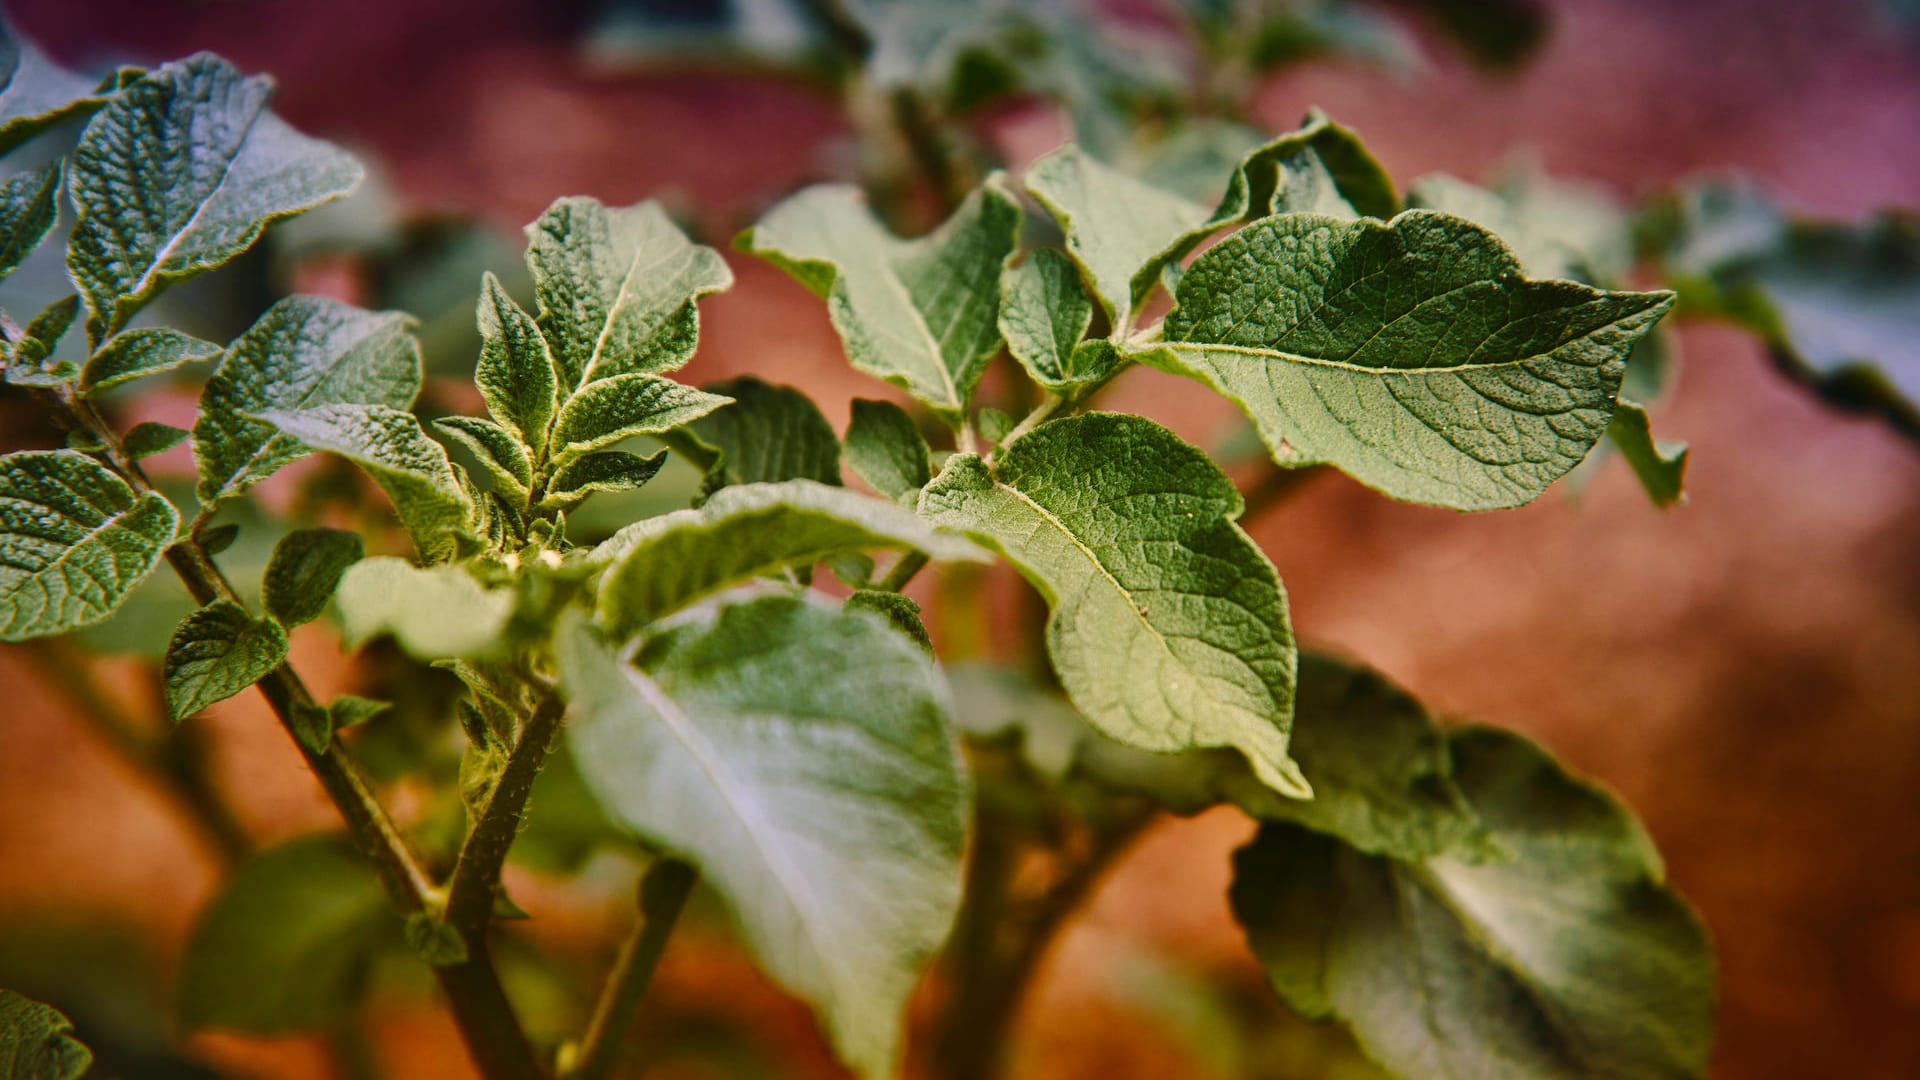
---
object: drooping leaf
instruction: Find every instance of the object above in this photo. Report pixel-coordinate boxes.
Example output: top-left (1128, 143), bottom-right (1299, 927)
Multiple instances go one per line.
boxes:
top-left (843, 398), bottom-right (931, 502)
top-left (524, 196), bottom-right (733, 390)
top-left (432, 415), bottom-right (533, 506)
top-left (595, 479), bottom-right (986, 637)
top-left (1231, 726), bottom-right (1715, 1080)
top-left (0, 19), bottom-right (134, 153)
top-left (194, 297), bottom-right (421, 507)
top-left (178, 836), bottom-right (400, 1034)
top-left (121, 421), bottom-right (189, 459)
top-left (557, 599), bottom-right (967, 1080)
top-left (1201, 108), bottom-right (1399, 229)
top-left (474, 271), bottom-right (558, 452)
top-left (738, 177), bottom-right (1022, 417)
top-left (261, 527), bottom-right (364, 627)
top-left (1025, 146), bottom-right (1210, 329)
top-left (0, 988), bottom-right (92, 1080)
top-left (1, 295), bottom-right (78, 387)
top-left (78, 327), bottom-right (222, 395)
top-left (547, 374), bottom-right (732, 463)
top-left (919, 413), bottom-right (1308, 797)
top-left (845, 589), bottom-right (933, 655)
top-left (256, 405), bottom-right (473, 563)
top-left (0, 450), bottom-right (179, 641)
top-left (997, 247), bottom-right (1122, 393)
top-left (0, 158), bottom-right (60, 283)
top-left (65, 54), bottom-right (363, 343)
top-left (163, 599), bottom-right (289, 721)
top-left (1147, 212), bottom-right (1673, 510)
top-left (333, 555), bottom-right (510, 660)
top-left (1606, 400), bottom-right (1687, 508)
top-left (688, 377), bottom-right (839, 487)
top-left (545, 448), bottom-right (667, 508)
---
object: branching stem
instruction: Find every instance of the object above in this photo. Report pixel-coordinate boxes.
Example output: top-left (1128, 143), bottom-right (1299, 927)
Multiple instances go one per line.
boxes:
top-left (565, 859), bottom-right (698, 1080)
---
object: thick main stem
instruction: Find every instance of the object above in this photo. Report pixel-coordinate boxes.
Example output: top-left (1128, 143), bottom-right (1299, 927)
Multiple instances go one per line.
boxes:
top-left (566, 859), bottom-right (698, 1080)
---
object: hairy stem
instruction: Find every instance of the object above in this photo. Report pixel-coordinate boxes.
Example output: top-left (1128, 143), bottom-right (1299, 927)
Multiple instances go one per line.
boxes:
top-left (565, 859), bottom-right (698, 1080)
top-left (445, 689), bottom-right (566, 932)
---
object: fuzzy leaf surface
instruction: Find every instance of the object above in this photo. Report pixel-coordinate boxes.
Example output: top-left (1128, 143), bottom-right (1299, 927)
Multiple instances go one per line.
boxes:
top-left (0, 989), bottom-right (91, 1079)
top-left (256, 405), bottom-right (471, 563)
top-left (997, 247), bottom-right (1122, 392)
top-left (333, 556), bottom-right (510, 660)
top-left (2, 295), bottom-right (78, 387)
top-left (843, 398), bottom-right (931, 502)
top-left (557, 599), bottom-right (967, 1080)
top-left (79, 327), bottom-right (221, 395)
top-left (0, 158), bottom-right (60, 283)
top-left (545, 448), bottom-right (666, 507)
top-left (1025, 145), bottom-right (1209, 326)
top-left (262, 527), bottom-right (364, 627)
top-left (121, 421), bottom-right (189, 459)
top-left (919, 413), bottom-right (1307, 797)
top-left (689, 377), bottom-right (839, 487)
top-left (474, 272), bottom-right (558, 451)
top-left (432, 415), bottom-right (532, 505)
top-left (164, 599), bottom-right (289, 721)
top-left (548, 374), bottom-right (731, 462)
top-left (0, 21), bottom-right (130, 153)
top-left (0, 450), bottom-right (178, 641)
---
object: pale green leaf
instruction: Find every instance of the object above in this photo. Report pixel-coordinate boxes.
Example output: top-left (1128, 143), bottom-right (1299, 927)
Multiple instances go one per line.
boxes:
top-left (997, 247), bottom-right (1122, 392)
top-left (845, 589), bottom-right (933, 655)
top-left (261, 527), bottom-right (364, 627)
top-left (1231, 727), bottom-right (1714, 1080)
top-left (66, 54), bottom-right (363, 343)
top-left (432, 415), bottom-right (532, 506)
top-left (0, 988), bottom-right (91, 1080)
top-left (1607, 400), bottom-right (1687, 508)
top-left (334, 555), bottom-right (510, 659)
top-left (843, 398), bottom-right (931, 502)
top-left (557, 598), bottom-right (967, 1080)
top-left (689, 377), bottom-right (838, 487)
top-left (255, 405), bottom-right (473, 564)
top-left (164, 598), bottom-right (288, 721)
top-left (179, 836), bottom-right (399, 1034)
top-left (544, 448), bottom-right (666, 508)
top-left (974, 406), bottom-right (1015, 444)
top-left (547, 373), bottom-right (732, 463)
top-left (918, 413), bottom-right (1308, 798)
top-left (1148, 212), bottom-right (1673, 510)
top-left (0, 450), bottom-right (178, 641)
top-left (0, 20), bottom-right (131, 153)
top-left (738, 176), bottom-right (1022, 416)
top-left (2, 295), bottom-right (78, 387)
top-left (524, 196), bottom-right (732, 389)
top-left (474, 271), bottom-right (558, 451)
top-left (1024, 145), bottom-right (1209, 327)
top-left (194, 296), bottom-right (421, 506)
top-left (121, 421), bottom-right (189, 459)
top-left (596, 479), bottom-right (986, 637)
top-left (78, 327), bottom-right (221, 395)
top-left (0, 158), bottom-right (60, 283)
top-left (1406, 169), bottom-right (1632, 285)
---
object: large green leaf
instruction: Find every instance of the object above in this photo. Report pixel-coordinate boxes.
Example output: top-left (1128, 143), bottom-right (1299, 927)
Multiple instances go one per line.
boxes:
top-left (919, 413), bottom-right (1308, 798)
top-left (0, 988), bottom-right (91, 1079)
top-left (1406, 170), bottom-right (1631, 286)
top-left (738, 177), bottom-right (1022, 417)
top-left (0, 20), bottom-right (132, 154)
top-left (78, 327), bottom-right (222, 396)
top-left (547, 373), bottom-right (732, 463)
top-left (524, 196), bottom-right (732, 390)
top-left (474, 271), bottom-right (558, 453)
top-left (0, 450), bottom-right (178, 641)
top-left (261, 527), bottom-right (364, 627)
top-left (997, 247), bottom-right (1122, 393)
top-left (333, 556), bottom-right (510, 660)
top-left (1231, 727), bottom-right (1715, 1080)
top-left (65, 54), bottom-right (362, 344)
top-left (556, 598), bottom-right (967, 1080)
top-left (0, 158), bottom-right (60, 283)
top-left (688, 377), bottom-right (839, 487)
top-left (842, 398), bottom-right (931, 502)
top-left (194, 296), bottom-right (421, 506)
top-left (164, 599), bottom-right (289, 722)
top-left (256, 405), bottom-right (472, 563)
top-left (1147, 212), bottom-right (1673, 510)
top-left (595, 479), bottom-right (986, 637)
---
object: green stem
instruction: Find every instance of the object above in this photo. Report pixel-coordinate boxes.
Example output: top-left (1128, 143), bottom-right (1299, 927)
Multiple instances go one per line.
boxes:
top-left (997, 394), bottom-right (1066, 449)
top-left (444, 689), bottom-right (566, 932)
top-left (878, 550), bottom-right (931, 593)
top-left (564, 859), bottom-right (698, 1080)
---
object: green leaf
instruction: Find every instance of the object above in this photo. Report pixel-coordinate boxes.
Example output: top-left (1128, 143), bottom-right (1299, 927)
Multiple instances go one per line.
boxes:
top-left (0, 988), bottom-right (91, 1080)
top-left (2, 295), bottom-right (78, 387)
top-left (544, 448), bottom-right (667, 508)
top-left (556, 598), bottom-right (967, 1080)
top-left (738, 176), bottom-right (1022, 417)
top-left (1147, 212), bottom-right (1673, 510)
top-left (121, 421), bottom-right (190, 459)
top-left (402, 913), bottom-right (469, 968)
top-left (78, 327), bottom-right (222, 395)
top-left (1406, 170), bottom-right (1632, 285)
top-left (194, 296), bottom-right (421, 507)
top-left (256, 405), bottom-right (473, 564)
top-left (845, 589), bottom-right (933, 655)
top-left (1606, 400), bottom-right (1688, 508)
top-left (595, 479), bottom-right (986, 637)
top-left (0, 158), bottom-right (60, 283)
top-left (164, 599), bottom-right (289, 722)
top-left (1203, 108), bottom-right (1399, 227)
top-left (262, 527), bottom-right (364, 627)
top-left (0, 450), bottom-right (179, 641)
top-left (66, 54), bottom-right (363, 344)
top-left (333, 555), bottom-right (510, 659)
top-left (1024, 145), bottom-right (1209, 328)
top-left (432, 415), bottom-right (533, 506)
top-left (1230, 726), bottom-right (1714, 1080)
top-left (974, 406), bottom-right (1015, 445)
top-left (843, 398), bottom-right (930, 501)
top-left (328, 694), bottom-right (390, 730)
top-left (918, 413), bottom-right (1308, 798)
top-left (688, 377), bottom-right (840, 487)
top-left (997, 247), bottom-right (1122, 392)
top-left (179, 836), bottom-right (399, 1034)
top-left (0, 20), bottom-right (132, 153)
top-left (474, 271), bottom-right (558, 452)
top-left (548, 374), bottom-right (732, 463)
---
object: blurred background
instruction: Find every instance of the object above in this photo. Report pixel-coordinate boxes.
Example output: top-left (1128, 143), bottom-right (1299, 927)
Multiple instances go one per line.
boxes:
top-left (1, 0), bottom-right (1917, 1076)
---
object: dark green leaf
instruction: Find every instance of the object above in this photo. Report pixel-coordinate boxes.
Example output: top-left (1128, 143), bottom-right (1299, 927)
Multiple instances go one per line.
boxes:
top-left (0, 158), bottom-right (60, 283)
top-left (1202, 109), bottom-right (1399, 229)
top-left (689, 377), bottom-right (839, 487)
top-left (2, 295), bottom-right (78, 387)
top-left (843, 398), bottom-right (931, 502)
top-left (121, 421), bottom-right (189, 460)
top-left (261, 527), bottom-right (364, 627)
top-left (402, 914), bottom-right (469, 968)
top-left (474, 271), bottom-right (558, 452)
top-left (0, 450), bottom-right (178, 641)
top-left (334, 556), bottom-right (510, 659)
top-left (196, 522), bottom-right (240, 556)
top-left (547, 374), bottom-right (732, 463)
top-left (78, 327), bottom-right (221, 395)
top-left (288, 701), bottom-right (331, 755)
top-left (328, 694), bottom-right (390, 730)
top-left (164, 599), bottom-right (289, 721)
top-left (845, 589), bottom-right (933, 655)
top-left (544, 448), bottom-right (667, 508)
top-left (1607, 400), bottom-right (1687, 508)
top-left (0, 988), bottom-right (92, 1080)
top-left (997, 247), bottom-right (1122, 392)
top-left (432, 415), bottom-right (533, 506)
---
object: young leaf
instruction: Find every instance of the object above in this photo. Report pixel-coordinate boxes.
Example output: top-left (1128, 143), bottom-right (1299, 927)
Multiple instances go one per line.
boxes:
top-left (1, 295), bottom-right (78, 387)
top-left (0, 450), bottom-right (179, 641)
top-left (78, 327), bottom-right (222, 395)
top-left (65, 54), bottom-right (363, 343)
top-left (689, 377), bottom-right (839, 487)
top-left (1024, 145), bottom-right (1209, 327)
top-left (595, 479), bottom-right (987, 637)
top-left (547, 374), bottom-right (732, 463)
top-left (919, 413), bottom-right (1308, 798)
top-left (1607, 400), bottom-right (1688, 508)
top-left (0, 988), bottom-right (92, 1080)
top-left (1230, 727), bottom-right (1715, 1080)
top-left (262, 527), bottom-right (365, 627)
top-left (843, 398), bottom-right (931, 502)
top-left (0, 158), bottom-right (60, 283)
top-left (524, 196), bottom-right (733, 389)
top-left (845, 589), bottom-right (933, 655)
top-left (544, 448), bottom-right (667, 507)
top-left (432, 415), bottom-right (533, 506)
top-left (121, 421), bottom-right (189, 459)
top-left (1147, 212), bottom-right (1673, 510)
top-left (556, 599), bottom-right (967, 1080)
top-left (0, 19), bottom-right (132, 153)
top-left (998, 247), bottom-right (1121, 392)
top-left (474, 272), bottom-right (558, 452)
top-left (974, 406), bottom-right (1014, 444)
top-left (402, 914), bottom-right (469, 968)
top-left (178, 836), bottom-right (399, 1034)
top-left (333, 556), bottom-right (510, 660)
top-left (738, 177), bottom-right (1022, 417)
top-left (164, 599), bottom-right (290, 722)
top-left (256, 405), bottom-right (473, 564)
top-left (194, 297), bottom-right (421, 507)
